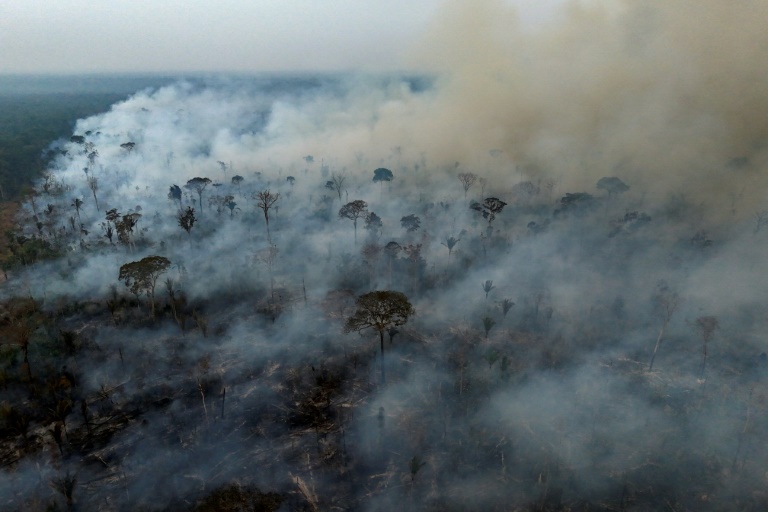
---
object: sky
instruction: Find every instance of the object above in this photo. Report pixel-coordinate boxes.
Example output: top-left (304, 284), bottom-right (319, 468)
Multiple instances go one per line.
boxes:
top-left (0, 0), bottom-right (564, 74)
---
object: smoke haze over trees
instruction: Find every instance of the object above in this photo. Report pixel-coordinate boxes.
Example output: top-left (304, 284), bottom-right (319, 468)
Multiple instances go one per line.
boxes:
top-left (2, 1), bottom-right (768, 510)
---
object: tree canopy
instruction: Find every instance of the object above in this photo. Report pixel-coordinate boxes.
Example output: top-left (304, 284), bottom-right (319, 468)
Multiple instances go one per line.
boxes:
top-left (118, 255), bottom-right (171, 316)
top-left (345, 290), bottom-right (414, 332)
top-left (339, 200), bottom-right (368, 242)
top-left (185, 177), bottom-right (212, 211)
top-left (372, 168), bottom-right (393, 183)
top-left (596, 176), bottom-right (629, 195)
top-left (344, 290), bottom-right (415, 383)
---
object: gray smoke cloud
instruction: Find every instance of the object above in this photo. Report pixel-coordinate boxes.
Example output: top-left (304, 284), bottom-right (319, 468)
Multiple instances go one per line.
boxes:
top-left (3, 1), bottom-right (768, 510)
top-left (409, 0), bottom-right (768, 215)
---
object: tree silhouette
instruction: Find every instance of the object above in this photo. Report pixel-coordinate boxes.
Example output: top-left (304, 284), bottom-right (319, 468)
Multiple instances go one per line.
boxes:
top-left (217, 160), bottom-right (229, 180)
top-left (71, 198), bottom-right (83, 226)
top-left (442, 235), bottom-right (460, 257)
top-left (224, 196), bottom-right (240, 218)
top-left (103, 208), bottom-right (121, 244)
top-left (373, 168), bottom-right (393, 194)
top-left (115, 213), bottom-right (141, 250)
top-left (255, 190), bottom-right (279, 241)
top-left (648, 281), bottom-right (680, 371)
top-left (471, 197), bottom-right (507, 225)
top-left (178, 207), bottom-right (197, 235)
top-left (118, 255), bottom-right (171, 317)
top-left (231, 175), bottom-right (244, 197)
top-left (2, 298), bottom-right (42, 381)
top-left (168, 185), bottom-right (183, 210)
top-left (327, 173), bottom-right (346, 201)
top-left (596, 176), bottom-right (629, 196)
top-left (339, 200), bottom-right (368, 243)
top-left (344, 290), bottom-right (415, 384)
top-left (458, 172), bottom-right (477, 199)
top-left (695, 315), bottom-right (719, 379)
top-left (185, 177), bottom-right (212, 213)
top-left (384, 241), bottom-right (401, 286)
top-left (400, 214), bottom-right (421, 233)
top-left (365, 211), bottom-right (383, 238)
top-left (483, 280), bottom-right (495, 300)
top-left (499, 298), bottom-right (515, 318)
top-left (87, 175), bottom-right (100, 212)
top-left (482, 316), bottom-right (496, 338)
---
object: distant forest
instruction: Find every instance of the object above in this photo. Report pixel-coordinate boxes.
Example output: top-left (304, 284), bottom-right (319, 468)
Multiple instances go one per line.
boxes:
top-left (0, 74), bottom-right (181, 200)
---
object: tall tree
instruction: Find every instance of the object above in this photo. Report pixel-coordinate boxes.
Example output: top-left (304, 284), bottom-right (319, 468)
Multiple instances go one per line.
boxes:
top-left (87, 175), bottom-right (100, 212)
top-left (365, 211), bottom-right (383, 239)
top-left (470, 197), bottom-right (507, 225)
top-left (648, 281), bottom-right (680, 371)
top-left (255, 190), bottom-right (279, 241)
top-left (458, 172), bottom-right (477, 199)
top-left (344, 290), bottom-right (415, 384)
top-left (373, 168), bottom-right (393, 195)
top-left (118, 255), bottom-right (171, 317)
top-left (178, 207), bottom-right (197, 236)
top-left (339, 200), bottom-right (368, 243)
top-left (168, 185), bottom-right (183, 210)
top-left (327, 173), bottom-right (346, 201)
top-left (185, 177), bottom-right (212, 213)
top-left (71, 198), bottom-right (83, 226)
top-left (115, 212), bottom-right (141, 250)
top-left (442, 235), bottom-right (460, 257)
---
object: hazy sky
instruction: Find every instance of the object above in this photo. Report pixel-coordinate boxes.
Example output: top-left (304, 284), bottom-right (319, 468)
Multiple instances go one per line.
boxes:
top-left (0, 0), bottom-right (564, 74)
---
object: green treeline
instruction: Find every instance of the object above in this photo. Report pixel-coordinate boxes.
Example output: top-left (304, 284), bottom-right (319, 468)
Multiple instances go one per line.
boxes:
top-left (0, 93), bottom-right (127, 200)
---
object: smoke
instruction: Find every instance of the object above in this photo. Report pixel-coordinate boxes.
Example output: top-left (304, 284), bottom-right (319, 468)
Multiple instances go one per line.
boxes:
top-left (409, 0), bottom-right (768, 213)
top-left (3, 1), bottom-right (768, 511)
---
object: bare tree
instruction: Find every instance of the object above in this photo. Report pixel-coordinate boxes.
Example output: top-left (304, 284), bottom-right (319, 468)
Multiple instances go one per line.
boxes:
top-left (87, 175), bottom-right (100, 212)
top-left (255, 190), bottom-right (280, 241)
top-left (327, 173), bottom-right (346, 201)
top-left (648, 281), bottom-right (680, 371)
top-left (458, 172), bottom-right (477, 199)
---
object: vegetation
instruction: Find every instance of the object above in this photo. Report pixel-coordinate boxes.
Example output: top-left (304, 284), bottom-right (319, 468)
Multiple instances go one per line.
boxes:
top-left (118, 255), bottom-right (171, 316)
top-left (344, 290), bottom-right (415, 383)
top-left (1, 73), bottom-right (767, 511)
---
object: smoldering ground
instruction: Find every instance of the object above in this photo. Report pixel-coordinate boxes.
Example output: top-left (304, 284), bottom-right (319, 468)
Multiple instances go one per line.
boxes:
top-left (2, 1), bottom-right (768, 510)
